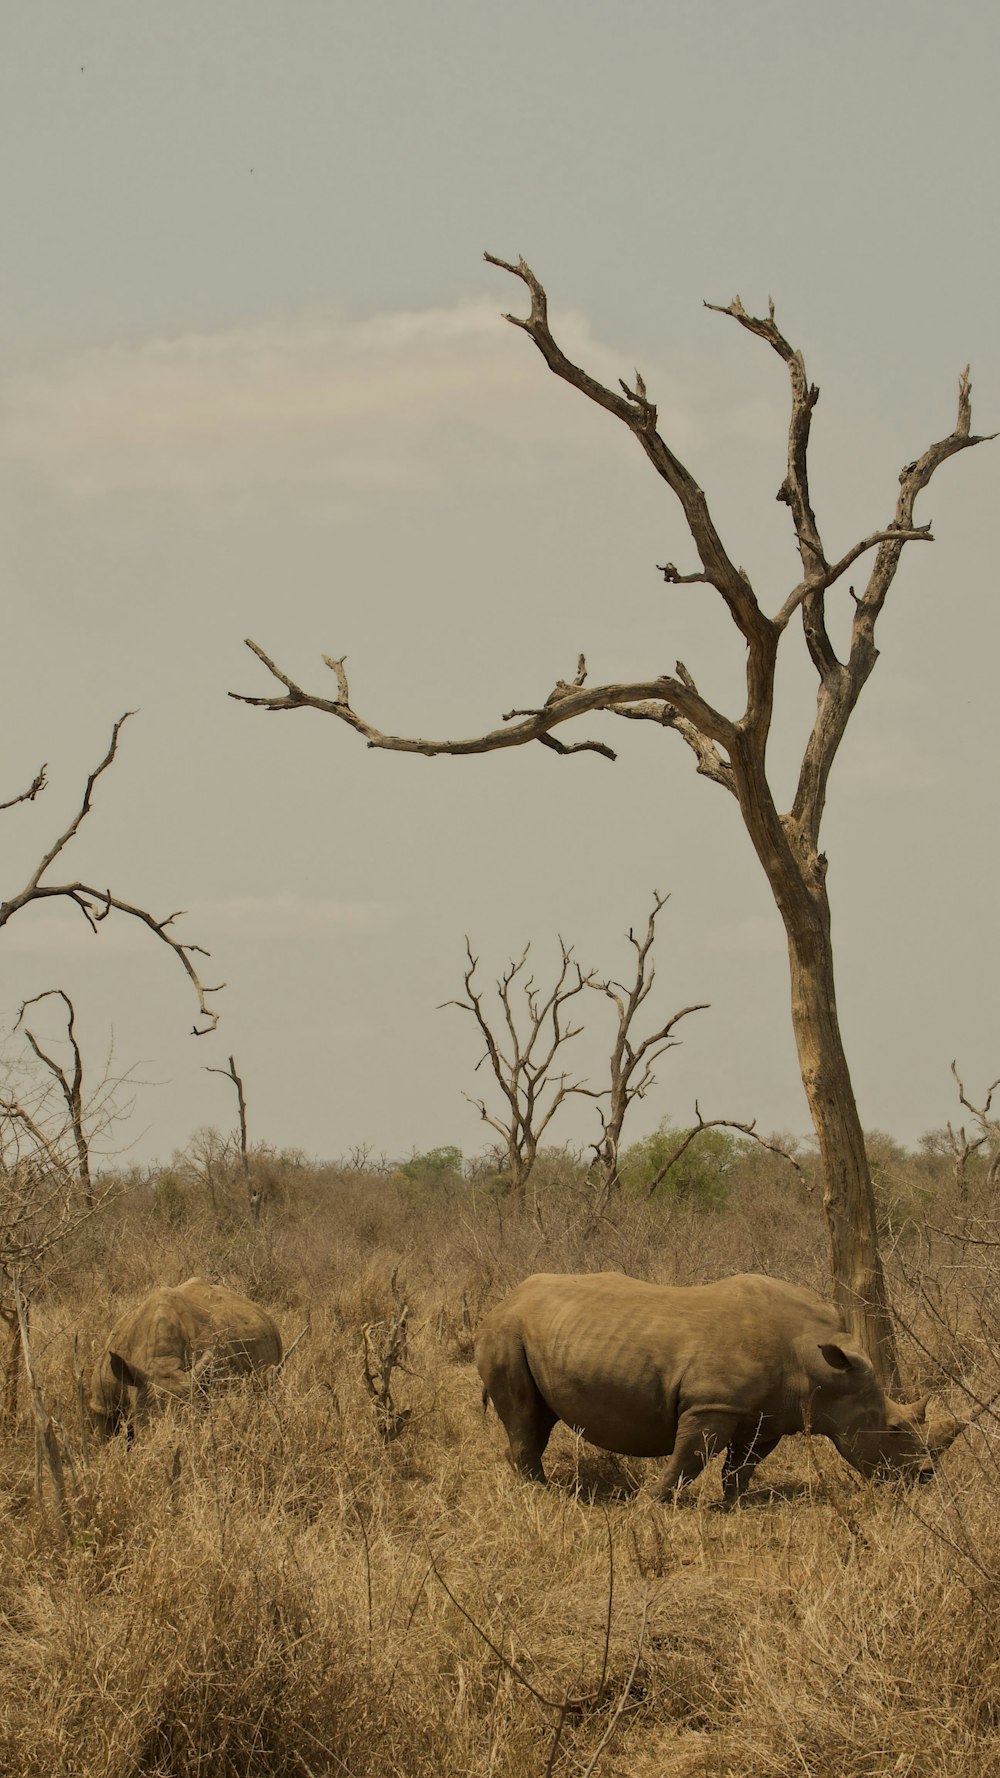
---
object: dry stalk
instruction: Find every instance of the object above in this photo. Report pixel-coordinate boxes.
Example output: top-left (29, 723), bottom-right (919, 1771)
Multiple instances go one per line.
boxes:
top-left (362, 1269), bottom-right (412, 1442)
top-left (14, 1274), bottom-right (71, 1536)
top-left (428, 1540), bottom-right (648, 1778)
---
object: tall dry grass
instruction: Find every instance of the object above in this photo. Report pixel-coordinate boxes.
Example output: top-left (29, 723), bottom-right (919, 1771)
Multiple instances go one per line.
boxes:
top-left (2, 1150), bottom-right (1000, 1776)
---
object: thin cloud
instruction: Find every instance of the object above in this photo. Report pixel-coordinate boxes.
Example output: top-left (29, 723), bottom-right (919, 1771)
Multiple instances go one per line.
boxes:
top-left (0, 300), bottom-right (706, 499)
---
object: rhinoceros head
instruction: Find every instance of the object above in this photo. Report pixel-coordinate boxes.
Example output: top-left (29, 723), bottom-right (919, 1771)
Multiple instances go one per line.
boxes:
top-left (816, 1342), bottom-right (965, 1482)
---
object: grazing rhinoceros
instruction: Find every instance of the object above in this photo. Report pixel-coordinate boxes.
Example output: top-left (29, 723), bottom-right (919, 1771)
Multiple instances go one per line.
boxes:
top-left (89, 1276), bottom-right (282, 1437)
top-left (475, 1271), bottom-right (964, 1504)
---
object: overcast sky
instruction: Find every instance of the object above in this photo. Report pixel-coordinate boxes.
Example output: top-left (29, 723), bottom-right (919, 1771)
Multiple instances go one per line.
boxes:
top-left (1, 1), bottom-right (997, 1170)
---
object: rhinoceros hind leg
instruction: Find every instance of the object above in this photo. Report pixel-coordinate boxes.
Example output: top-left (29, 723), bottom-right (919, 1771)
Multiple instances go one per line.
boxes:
top-left (652, 1408), bottom-right (739, 1501)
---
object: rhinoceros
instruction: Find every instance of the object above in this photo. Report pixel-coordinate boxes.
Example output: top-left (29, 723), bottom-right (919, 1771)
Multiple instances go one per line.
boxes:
top-left (475, 1271), bottom-right (963, 1504)
top-left (89, 1276), bottom-right (282, 1437)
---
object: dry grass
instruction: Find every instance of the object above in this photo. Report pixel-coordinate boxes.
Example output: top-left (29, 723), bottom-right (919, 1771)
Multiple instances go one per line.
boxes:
top-left (2, 1159), bottom-right (1000, 1776)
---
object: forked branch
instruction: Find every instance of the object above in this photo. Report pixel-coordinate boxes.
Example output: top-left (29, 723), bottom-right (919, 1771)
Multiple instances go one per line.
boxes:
top-left (0, 763), bottom-right (47, 813)
top-left (233, 639), bottom-right (741, 765)
top-left (16, 990), bottom-right (93, 1208)
top-left (0, 715), bottom-right (222, 1034)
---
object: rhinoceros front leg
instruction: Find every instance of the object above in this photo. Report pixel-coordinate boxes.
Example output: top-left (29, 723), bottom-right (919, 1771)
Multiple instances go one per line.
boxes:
top-left (720, 1426), bottom-right (781, 1507)
top-left (651, 1408), bottom-right (739, 1501)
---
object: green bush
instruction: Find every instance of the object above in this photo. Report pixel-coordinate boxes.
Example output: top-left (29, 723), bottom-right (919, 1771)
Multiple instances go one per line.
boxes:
top-left (618, 1118), bottom-right (749, 1209)
top-left (397, 1145), bottom-right (464, 1185)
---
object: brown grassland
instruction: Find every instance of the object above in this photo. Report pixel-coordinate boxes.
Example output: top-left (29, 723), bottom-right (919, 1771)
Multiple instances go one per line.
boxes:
top-left (2, 1142), bottom-right (1000, 1778)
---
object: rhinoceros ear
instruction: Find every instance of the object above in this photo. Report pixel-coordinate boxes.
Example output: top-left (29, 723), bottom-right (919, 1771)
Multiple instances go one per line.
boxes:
top-left (818, 1342), bottom-right (861, 1374)
top-left (109, 1349), bottom-right (142, 1391)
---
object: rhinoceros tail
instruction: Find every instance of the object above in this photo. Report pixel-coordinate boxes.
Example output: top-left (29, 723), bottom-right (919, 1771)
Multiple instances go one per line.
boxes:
top-left (481, 1384), bottom-right (491, 1416)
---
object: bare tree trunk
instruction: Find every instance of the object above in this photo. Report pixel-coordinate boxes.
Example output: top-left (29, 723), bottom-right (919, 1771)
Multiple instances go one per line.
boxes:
top-left (783, 908), bottom-right (897, 1390)
top-left (733, 750), bottom-right (900, 1389)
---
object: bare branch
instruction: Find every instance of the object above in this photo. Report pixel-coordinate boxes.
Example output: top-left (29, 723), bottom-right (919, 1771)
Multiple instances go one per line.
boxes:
top-left (234, 640), bottom-right (738, 762)
top-left (774, 525), bottom-right (934, 633)
top-left (705, 293), bottom-right (827, 582)
top-left (22, 713), bottom-right (134, 894)
top-left (0, 763), bottom-right (47, 813)
top-left (645, 1105), bottom-right (802, 1198)
top-left (16, 990), bottom-right (92, 1208)
top-left (790, 372), bottom-right (995, 843)
top-left (658, 561), bottom-right (712, 586)
top-left (486, 254), bottom-right (772, 654)
top-left (0, 717), bottom-right (222, 1034)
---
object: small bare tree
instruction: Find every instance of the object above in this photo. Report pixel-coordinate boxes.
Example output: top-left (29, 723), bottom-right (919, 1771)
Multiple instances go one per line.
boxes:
top-left (206, 1053), bottom-right (260, 1221)
top-left (587, 891), bottom-right (707, 1207)
top-left (0, 1044), bottom-right (130, 1428)
top-left (0, 710), bottom-right (221, 1421)
top-left (948, 1062), bottom-right (1000, 1199)
top-left (444, 937), bottom-right (596, 1212)
top-left (16, 990), bottom-right (96, 1210)
top-left (361, 1268), bottom-right (412, 1443)
top-left (234, 259), bottom-right (994, 1387)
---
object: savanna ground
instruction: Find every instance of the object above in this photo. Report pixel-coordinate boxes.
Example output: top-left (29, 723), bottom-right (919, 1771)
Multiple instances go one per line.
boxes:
top-left (3, 1134), bottom-right (1000, 1778)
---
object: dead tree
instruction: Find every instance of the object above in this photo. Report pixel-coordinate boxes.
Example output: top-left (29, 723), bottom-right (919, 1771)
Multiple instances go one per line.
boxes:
top-left (233, 259), bottom-right (994, 1389)
top-left (0, 1083), bottom-right (125, 1427)
top-left (949, 1062), bottom-right (1000, 1198)
top-left (588, 891), bottom-right (708, 1207)
top-left (206, 1054), bottom-right (260, 1221)
top-left (361, 1268), bottom-right (411, 1443)
top-left (1, 712), bottom-right (221, 1035)
top-left (0, 714), bottom-right (220, 1418)
top-left (16, 990), bottom-right (95, 1210)
top-left (443, 937), bottom-right (595, 1212)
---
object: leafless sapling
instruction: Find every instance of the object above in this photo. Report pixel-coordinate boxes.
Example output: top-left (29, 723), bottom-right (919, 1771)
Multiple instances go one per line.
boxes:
top-left (206, 1053), bottom-right (260, 1221)
top-left (586, 890), bottom-right (707, 1208)
top-left (443, 937), bottom-right (596, 1214)
top-left (949, 1061), bottom-right (1000, 1199)
top-left (0, 1028), bottom-right (133, 1426)
top-left (361, 1267), bottom-right (412, 1443)
top-left (233, 260), bottom-right (995, 1387)
top-left (16, 989), bottom-right (96, 1210)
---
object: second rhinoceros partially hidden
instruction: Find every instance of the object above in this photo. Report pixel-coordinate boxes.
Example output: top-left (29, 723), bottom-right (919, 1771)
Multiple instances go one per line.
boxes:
top-left (89, 1276), bottom-right (283, 1438)
top-left (475, 1271), bottom-right (963, 1504)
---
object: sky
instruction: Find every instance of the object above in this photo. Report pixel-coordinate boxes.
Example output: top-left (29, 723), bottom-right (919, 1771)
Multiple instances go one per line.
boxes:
top-left (0, 0), bottom-right (997, 1171)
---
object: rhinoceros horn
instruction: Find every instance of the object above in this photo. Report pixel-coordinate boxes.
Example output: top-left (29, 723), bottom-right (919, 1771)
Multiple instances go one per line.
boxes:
top-left (925, 1412), bottom-right (967, 1455)
top-left (897, 1393), bottom-right (931, 1423)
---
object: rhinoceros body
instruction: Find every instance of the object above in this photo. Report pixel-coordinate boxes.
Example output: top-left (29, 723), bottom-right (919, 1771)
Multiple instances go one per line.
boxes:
top-left (475, 1271), bottom-right (961, 1503)
top-left (89, 1276), bottom-right (282, 1437)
